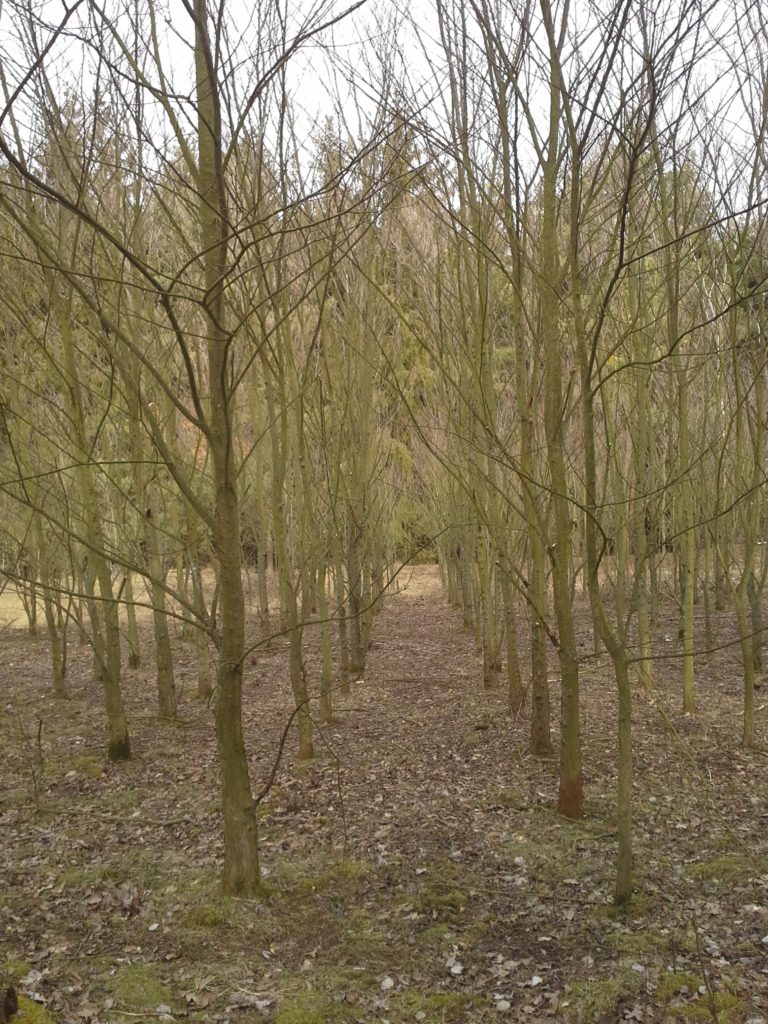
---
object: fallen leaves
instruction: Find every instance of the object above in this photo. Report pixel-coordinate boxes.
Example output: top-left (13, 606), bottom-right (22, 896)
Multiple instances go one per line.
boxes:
top-left (1, 569), bottom-right (768, 1022)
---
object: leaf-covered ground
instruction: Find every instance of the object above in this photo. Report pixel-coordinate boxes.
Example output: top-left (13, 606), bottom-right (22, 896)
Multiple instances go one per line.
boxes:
top-left (2, 567), bottom-right (768, 1023)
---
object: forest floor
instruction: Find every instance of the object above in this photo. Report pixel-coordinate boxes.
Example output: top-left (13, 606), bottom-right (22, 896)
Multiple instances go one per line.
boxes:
top-left (2, 567), bottom-right (768, 1024)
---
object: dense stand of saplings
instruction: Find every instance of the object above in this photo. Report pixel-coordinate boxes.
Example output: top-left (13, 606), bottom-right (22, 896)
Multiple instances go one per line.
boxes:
top-left (0, 0), bottom-right (765, 904)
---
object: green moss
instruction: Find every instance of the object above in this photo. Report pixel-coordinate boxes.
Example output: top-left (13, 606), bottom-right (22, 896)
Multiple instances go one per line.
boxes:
top-left (592, 892), bottom-right (657, 921)
top-left (688, 854), bottom-right (761, 883)
top-left (460, 729), bottom-right (484, 749)
top-left (72, 754), bottom-right (103, 779)
top-left (275, 989), bottom-right (354, 1024)
top-left (335, 908), bottom-right (389, 961)
top-left (657, 974), bottom-right (745, 1022)
top-left (14, 996), bottom-right (55, 1023)
top-left (56, 863), bottom-right (111, 888)
top-left (416, 923), bottom-right (456, 947)
top-left (182, 902), bottom-right (229, 928)
top-left (679, 992), bottom-right (745, 1022)
top-left (605, 928), bottom-right (671, 956)
top-left (315, 858), bottom-right (369, 892)
top-left (390, 990), bottom-right (471, 1023)
top-left (57, 848), bottom-right (161, 891)
top-left (275, 855), bottom-right (369, 897)
top-left (110, 964), bottom-right (173, 1010)
top-left (0, 961), bottom-right (33, 986)
top-left (488, 787), bottom-right (523, 809)
top-left (656, 971), bottom-right (702, 1002)
top-left (104, 789), bottom-right (139, 812)
top-left (562, 963), bottom-right (645, 1023)
top-left (414, 887), bottom-right (468, 921)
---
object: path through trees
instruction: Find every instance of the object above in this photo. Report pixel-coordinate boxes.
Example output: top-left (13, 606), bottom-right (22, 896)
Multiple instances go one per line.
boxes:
top-left (2, 568), bottom-right (767, 1021)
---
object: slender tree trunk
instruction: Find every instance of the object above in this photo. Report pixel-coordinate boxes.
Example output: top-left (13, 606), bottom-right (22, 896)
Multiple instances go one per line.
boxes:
top-left (59, 296), bottom-right (130, 759)
top-left (748, 573), bottom-right (764, 674)
top-left (539, 21), bottom-right (581, 815)
top-left (191, 562), bottom-right (213, 701)
top-left (614, 651), bottom-right (633, 903)
top-left (501, 573), bottom-right (524, 713)
top-left (679, 372), bottom-right (696, 713)
top-left (34, 519), bottom-right (67, 697)
top-left (144, 510), bottom-right (176, 720)
top-left (529, 535), bottom-right (551, 754)
top-left (317, 565), bottom-right (334, 723)
top-left (347, 513), bottom-right (366, 675)
top-left (335, 554), bottom-right (351, 697)
top-left (735, 592), bottom-right (755, 747)
top-left (123, 572), bottom-right (141, 669)
top-left (195, 0), bottom-right (260, 894)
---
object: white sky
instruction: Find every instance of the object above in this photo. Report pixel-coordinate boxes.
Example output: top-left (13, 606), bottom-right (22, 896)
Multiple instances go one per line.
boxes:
top-left (0, 0), bottom-right (763, 199)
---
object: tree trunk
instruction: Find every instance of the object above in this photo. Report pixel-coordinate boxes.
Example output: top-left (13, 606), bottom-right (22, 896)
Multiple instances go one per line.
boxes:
top-left (335, 554), bottom-right (351, 697)
top-left (195, 0), bottom-right (260, 894)
top-left (317, 566), bottom-right (334, 723)
top-left (123, 573), bottom-right (141, 669)
top-left (501, 573), bottom-right (524, 714)
top-left (539, 21), bottom-right (581, 816)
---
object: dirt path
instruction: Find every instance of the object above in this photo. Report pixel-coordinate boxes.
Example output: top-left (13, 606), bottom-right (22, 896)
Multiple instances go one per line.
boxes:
top-left (2, 567), bottom-right (768, 1022)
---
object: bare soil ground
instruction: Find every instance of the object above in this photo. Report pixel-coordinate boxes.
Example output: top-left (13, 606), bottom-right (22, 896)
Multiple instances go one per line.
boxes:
top-left (2, 567), bottom-right (768, 1024)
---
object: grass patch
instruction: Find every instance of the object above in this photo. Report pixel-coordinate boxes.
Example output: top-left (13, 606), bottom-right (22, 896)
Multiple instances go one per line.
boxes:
top-left (332, 908), bottom-right (390, 963)
top-left (679, 992), bottom-right (744, 1022)
top-left (414, 886), bottom-right (468, 922)
top-left (14, 996), bottom-right (55, 1023)
top-left (657, 973), bottom-right (746, 1022)
top-left (57, 848), bottom-right (162, 891)
top-left (273, 854), bottom-right (369, 897)
top-left (71, 755), bottom-right (103, 779)
top-left (182, 902), bottom-right (230, 928)
top-left (656, 971), bottom-right (702, 1002)
top-left (687, 854), bottom-right (762, 883)
top-left (487, 787), bottom-right (523, 809)
top-left (561, 962), bottom-right (646, 1023)
top-left (409, 860), bottom-right (475, 924)
top-left (415, 922), bottom-right (457, 948)
top-left (389, 990), bottom-right (472, 1023)
top-left (0, 961), bottom-right (33, 986)
top-left (100, 788), bottom-right (140, 812)
top-left (591, 892), bottom-right (659, 922)
top-left (605, 928), bottom-right (672, 956)
top-left (109, 963), bottom-right (173, 1010)
top-left (275, 988), bottom-right (354, 1024)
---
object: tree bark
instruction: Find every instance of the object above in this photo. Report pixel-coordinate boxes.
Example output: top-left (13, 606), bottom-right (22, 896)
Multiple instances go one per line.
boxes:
top-left (195, 0), bottom-right (260, 894)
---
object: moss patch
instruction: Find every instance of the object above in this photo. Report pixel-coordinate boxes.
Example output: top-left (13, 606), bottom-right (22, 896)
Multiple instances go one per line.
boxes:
top-left (332, 907), bottom-right (390, 962)
top-left (14, 996), bottom-right (55, 1024)
top-left (57, 847), bottom-right (162, 892)
top-left (562, 962), bottom-right (646, 1023)
top-left (414, 886), bottom-right (468, 922)
top-left (656, 971), bottom-right (702, 1002)
top-left (687, 854), bottom-right (762, 883)
top-left (274, 854), bottom-right (369, 897)
top-left (275, 989), bottom-right (354, 1024)
top-left (389, 990), bottom-right (472, 1023)
top-left (657, 973), bottom-right (746, 1022)
top-left (0, 961), bottom-right (33, 986)
top-left (72, 754), bottom-right (103, 779)
top-left (182, 901), bottom-right (230, 928)
top-left (605, 927), bottom-right (672, 956)
top-left (109, 963), bottom-right (173, 1010)
top-left (416, 922), bottom-right (457, 948)
top-left (679, 992), bottom-right (744, 1022)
